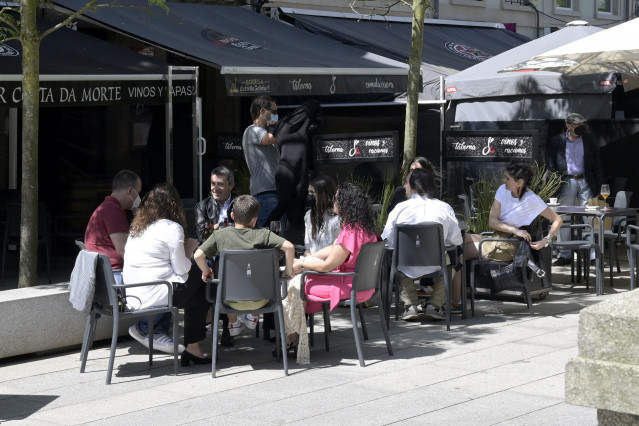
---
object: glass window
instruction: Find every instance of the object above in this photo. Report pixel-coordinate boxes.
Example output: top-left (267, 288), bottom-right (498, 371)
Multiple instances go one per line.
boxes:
top-left (556, 0), bottom-right (573, 8)
top-left (598, 0), bottom-right (612, 12)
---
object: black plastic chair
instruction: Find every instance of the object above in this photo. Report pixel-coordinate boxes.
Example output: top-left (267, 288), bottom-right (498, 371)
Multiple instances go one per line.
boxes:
top-left (301, 241), bottom-right (393, 367)
top-left (388, 223), bottom-right (454, 331)
top-left (206, 249), bottom-right (288, 378)
top-left (1, 202), bottom-right (52, 286)
top-left (553, 223), bottom-right (602, 294)
top-left (78, 252), bottom-right (180, 384)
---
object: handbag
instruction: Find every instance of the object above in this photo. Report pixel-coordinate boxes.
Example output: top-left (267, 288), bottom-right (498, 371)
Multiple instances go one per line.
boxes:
top-left (488, 240), bottom-right (531, 294)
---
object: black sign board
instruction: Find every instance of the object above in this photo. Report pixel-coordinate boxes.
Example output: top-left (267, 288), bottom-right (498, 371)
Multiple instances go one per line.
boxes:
top-left (215, 133), bottom-right (244, 159)
top-left (443, 131), bottom-right (536, 160)
top-left (314, 131), bottom-right (397, 162)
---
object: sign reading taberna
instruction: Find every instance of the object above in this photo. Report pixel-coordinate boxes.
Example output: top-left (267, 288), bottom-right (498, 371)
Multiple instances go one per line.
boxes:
top-left (443, 131), bottom-right (536, 160)
top-left (0, 80), bottom-right (195, 107)
top-left (314, 131), bottom-right (397, 162)
top-left (215, 133), bottom-right (243, 159)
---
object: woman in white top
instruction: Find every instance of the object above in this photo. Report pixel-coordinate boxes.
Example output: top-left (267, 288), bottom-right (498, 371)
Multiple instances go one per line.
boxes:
top-left (304, 175), bottom-right (341, 255)
top-left (464, 162), bottom-right (563, 262)
top-left (123, 183), bottom-right (210, 366)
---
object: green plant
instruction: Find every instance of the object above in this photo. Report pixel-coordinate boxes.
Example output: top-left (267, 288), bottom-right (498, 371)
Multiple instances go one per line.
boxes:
top-left (376, 172), bottom-right (396, 233)
top-left (466, 161), bottom-right (563, 233)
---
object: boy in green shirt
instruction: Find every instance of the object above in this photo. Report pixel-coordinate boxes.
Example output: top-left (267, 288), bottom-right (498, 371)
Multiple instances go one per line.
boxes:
top-left (194, 195), bottom-right (295, 336)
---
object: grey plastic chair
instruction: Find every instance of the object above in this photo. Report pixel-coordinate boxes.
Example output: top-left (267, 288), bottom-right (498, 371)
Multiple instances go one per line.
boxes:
top-left (79, 252), bottom-right (179, 384)
top-left (554, 223), bottom-right (603, 294)
top-left (205, 248), bottom-right (288, 378)
top-left (602, 191), bottom-right (633, 285)
top-left (626, 224), bottom-right (639, 290)
top-left (388, 223), bottom-right (455, 330)
top-left (301, 241), bottom-right (393, 367)
top-left (75, 238), bottom-right (86, 251)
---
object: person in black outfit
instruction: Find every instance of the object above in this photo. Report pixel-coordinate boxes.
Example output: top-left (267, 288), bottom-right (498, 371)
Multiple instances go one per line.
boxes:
top-left (266, 100), bottom-right (323, 245)
top-left (546, 113), bottom-right (603, 265)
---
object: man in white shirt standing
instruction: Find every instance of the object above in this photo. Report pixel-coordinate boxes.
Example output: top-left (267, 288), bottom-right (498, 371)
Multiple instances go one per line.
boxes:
top-left (382, 168), bottom-right (463, 321)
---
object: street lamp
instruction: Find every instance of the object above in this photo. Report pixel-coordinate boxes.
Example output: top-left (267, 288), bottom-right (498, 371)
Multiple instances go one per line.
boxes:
top-left (523, 0), bottom-right (541, 38)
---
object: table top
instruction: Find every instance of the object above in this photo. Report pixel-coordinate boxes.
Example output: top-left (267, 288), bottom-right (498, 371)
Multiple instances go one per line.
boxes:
top-left (552, 205), bottom-right (639, 217)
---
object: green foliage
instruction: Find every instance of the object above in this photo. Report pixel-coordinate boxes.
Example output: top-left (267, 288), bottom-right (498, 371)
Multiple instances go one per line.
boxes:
top-left (466, 161), bottom-right (563, 233)
top-left (375, 172), bottom-right (395, 233)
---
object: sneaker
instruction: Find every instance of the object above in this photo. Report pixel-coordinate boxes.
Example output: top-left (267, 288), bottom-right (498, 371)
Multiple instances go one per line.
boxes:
top-left (425, 305), bottom-right (446, 321)
top-left (401, 305), bottom-right (420, 321)
top-left (228, 320), bottom-right (244, 337)
top-left (416, 286), bottom-right (434, 297)
top-left (129, 324), bottom-right (149, 350)
top-left (240, 314), bottom-right (258, 330)
top-left (150, 333), bottom-right (185, 354)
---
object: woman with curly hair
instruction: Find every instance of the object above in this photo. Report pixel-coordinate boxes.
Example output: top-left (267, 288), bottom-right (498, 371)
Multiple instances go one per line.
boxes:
top-left (292, 182), bottom-right (379, 313)
top-left (123, 183), bottom-right (212, 366)
top-left (304, 175), bottom-right (341, 255)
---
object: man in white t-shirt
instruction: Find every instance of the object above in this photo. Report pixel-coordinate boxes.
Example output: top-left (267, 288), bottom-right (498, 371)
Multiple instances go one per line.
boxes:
top-left (382, 168), bottom-right (463, 321)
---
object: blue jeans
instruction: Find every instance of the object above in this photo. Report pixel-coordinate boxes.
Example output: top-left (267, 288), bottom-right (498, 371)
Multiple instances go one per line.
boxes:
top-left (255, 191), bottom-right (279, 228)
top-left (114, 271), bottom-right (171, 335)
top-left (558, 178), bottom-right (593, 259)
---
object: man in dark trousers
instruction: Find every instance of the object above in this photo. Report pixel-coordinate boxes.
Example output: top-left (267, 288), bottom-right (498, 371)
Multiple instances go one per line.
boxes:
top-left (546, 113), bottom-right (603, 265)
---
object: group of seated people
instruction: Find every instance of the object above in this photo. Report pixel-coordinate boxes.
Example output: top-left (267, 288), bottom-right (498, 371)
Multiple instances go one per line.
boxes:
top-left (84, 159), bottom-right (562, 366)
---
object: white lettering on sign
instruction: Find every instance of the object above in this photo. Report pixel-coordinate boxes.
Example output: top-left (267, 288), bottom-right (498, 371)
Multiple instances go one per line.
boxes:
top-left (505, 148), bottom-right (527, 154)
top-left (364, 139), bottom-right (381, 147)
top-left (452, 141), bottom-right (476, 151)
top-left (81, 87), bottom-right (122, 102)
top-left (59, 88), bottom-right (76, 103)
top-left (290, 79), bottom-right (312, 91)
top-left (223, 142), bottom-right (242, 151)
top-left (323, 144), bottom-right (344, 154)
top-left (501, 138), bottom-right (518, 146)
top-left (128, 86), bottom-right (156, 98)
top-left (0, 87), bottom-right (5, 103)
top-left (12, 87), bottom-right (21, 103)
top-left (365, 78), bottom-right (394, 89)
top-left (369, 148), bottom-right (389, 154)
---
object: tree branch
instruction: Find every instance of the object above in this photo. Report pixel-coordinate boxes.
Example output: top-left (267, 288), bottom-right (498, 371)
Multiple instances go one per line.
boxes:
top-left (0, 10), bottom-right (21, 36)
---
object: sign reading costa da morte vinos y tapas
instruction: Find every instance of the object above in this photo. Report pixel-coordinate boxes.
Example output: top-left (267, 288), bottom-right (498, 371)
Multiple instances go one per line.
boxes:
top-left (314, 131), bottom-right (397, 162)
top-left (443, 131), bottom-right (536, 160)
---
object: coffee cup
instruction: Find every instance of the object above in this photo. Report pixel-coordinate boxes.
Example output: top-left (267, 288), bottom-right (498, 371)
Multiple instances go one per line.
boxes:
top-left (549, 198), bottom-right (558, 204)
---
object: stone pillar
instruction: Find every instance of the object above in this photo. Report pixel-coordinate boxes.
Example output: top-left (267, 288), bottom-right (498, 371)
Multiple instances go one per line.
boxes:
top-left (565, 290), bottom-right (639, 425)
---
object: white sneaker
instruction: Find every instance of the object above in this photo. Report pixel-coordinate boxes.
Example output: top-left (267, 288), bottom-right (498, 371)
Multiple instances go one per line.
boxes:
top-left (129, 325), bottom-right (149, 349)
top-left (228, 320), bottom-right (244, 337)
top-left (240, 314), bottom-right (258, 330)
top-left (401, 305), bottom-right (420, 321)
top-left (150, 333), bottom-right (185, 354)
top-left (129, 325), bottom-right (184, 354)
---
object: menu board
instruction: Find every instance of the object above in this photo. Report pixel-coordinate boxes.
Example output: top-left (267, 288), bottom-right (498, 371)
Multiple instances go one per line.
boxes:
top-left (216, 134), bottom-right (243, 159)
top-left (314, 131), bottom-right (397, 162)
top-left (444, 131), bottom-right (536, 160)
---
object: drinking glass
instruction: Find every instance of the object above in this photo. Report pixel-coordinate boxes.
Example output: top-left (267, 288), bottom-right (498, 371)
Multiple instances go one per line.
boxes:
top-left (601, 184), bottom-right (611, 210)
top-left (269, 221), bottom-right (281, 234)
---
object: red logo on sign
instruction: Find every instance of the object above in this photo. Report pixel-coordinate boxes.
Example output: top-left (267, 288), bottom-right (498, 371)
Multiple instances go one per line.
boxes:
top-left (445, 87), bottom-right (458, 93)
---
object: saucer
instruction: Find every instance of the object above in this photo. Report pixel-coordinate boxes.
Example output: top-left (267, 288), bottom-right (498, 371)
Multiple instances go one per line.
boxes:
top-left (585, 206), bottom-right (600, 210)
top-left (547, 202), bottom-right (560, 207)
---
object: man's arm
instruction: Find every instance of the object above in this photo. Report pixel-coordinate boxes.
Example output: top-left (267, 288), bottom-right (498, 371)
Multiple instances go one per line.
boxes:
top-left (261, 132), bottom-right (277, 146)
top-left (109, 233), bottom-right (128, 258)
top-left (194, 201), bottom-right (209, 241)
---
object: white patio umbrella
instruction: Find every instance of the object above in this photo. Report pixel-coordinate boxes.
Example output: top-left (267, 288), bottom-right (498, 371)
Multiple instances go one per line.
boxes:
top-left (501, 18), bottom-right (639, 79)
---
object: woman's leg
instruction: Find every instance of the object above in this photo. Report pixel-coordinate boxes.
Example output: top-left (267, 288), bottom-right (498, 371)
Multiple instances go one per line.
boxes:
top-left (173, 279), bottom-right (210, 356)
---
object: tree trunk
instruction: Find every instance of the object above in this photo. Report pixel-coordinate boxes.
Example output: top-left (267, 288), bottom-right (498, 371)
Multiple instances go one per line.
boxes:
top-left (402, 0), bottom-right (426, 173)
top-left (18, 0), bottom-right (40, 288)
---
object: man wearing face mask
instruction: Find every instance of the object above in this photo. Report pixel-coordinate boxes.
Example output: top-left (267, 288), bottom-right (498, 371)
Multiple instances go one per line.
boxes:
top-left (242, 95), bottom-right (279, 227)
top-left (547, 113), bottom-right (604, 265)
top-left (85, 171), bottom-right (181, 353)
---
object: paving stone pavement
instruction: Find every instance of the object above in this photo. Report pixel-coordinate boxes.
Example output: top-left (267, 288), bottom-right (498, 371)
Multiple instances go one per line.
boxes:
top-left (1, 259), bottom-right (635, 425)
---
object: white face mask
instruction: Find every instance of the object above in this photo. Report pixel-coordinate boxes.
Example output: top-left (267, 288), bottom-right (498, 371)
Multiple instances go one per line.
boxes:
top-left (270, 113), bottom-right (278, 123)
top-left (130, 189), bottom-right (141, 209)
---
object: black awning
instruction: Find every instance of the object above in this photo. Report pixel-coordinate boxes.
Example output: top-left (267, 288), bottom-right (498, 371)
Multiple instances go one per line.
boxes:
top-left (283, 10), bottom-right (529, 92)
top-left (0, 22), bottom-right (193, 107)
top-left (52, 0), bottom-right (409, 97)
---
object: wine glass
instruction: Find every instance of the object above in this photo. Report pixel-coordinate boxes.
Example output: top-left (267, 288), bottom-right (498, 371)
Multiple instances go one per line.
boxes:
top-left (600, 184), bottom-right (611, 210)
top-left (269, 221), bottom-right (281, 234)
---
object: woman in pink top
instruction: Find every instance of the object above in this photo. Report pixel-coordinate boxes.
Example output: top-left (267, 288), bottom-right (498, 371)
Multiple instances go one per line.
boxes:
top-left (292, 182), bottom-right (378, 312)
